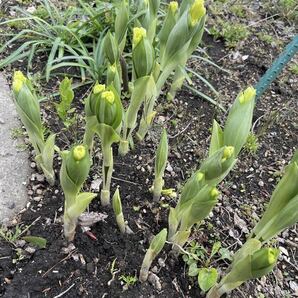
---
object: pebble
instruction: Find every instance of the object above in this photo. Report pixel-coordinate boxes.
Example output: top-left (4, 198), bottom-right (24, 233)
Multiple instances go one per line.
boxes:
top-left (33, 196), bottom-right (42, 202)
top-left (258, 180), bottom-right (264, 187)
top-left (36, 174), bottom-right (45, 182)
top-left (30, 162), bottom-right (36, 168)
top-left (25, 246), bottom-right (36, 254)
top-left (36, 189), bottom-right (43, 195)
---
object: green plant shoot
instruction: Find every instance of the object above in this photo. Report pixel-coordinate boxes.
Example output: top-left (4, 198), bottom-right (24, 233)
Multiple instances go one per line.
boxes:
top-left (152, 129), bottom-right (168, 201)
top-left (60, 145), bottom-right (96, 241)
top-left (112, 188), bottom-right (126, 234)
top-left (55, 77), bottom-right (75, 126)
top-left (169, 86), bottom-right (256, 252)
top-left (12, 71), bottom-right (56, 185)
top-left (84, 83), bottom-right (123, 206)
top-left (251, 151), bottom-right (298, 242)
top-left (139, 228), bottom-right (167, 282)
top-left (207, 151), bottom-right (298, 297)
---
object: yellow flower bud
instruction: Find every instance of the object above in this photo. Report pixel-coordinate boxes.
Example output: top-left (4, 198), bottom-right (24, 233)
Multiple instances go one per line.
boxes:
top-left (12, 71), bottom-right (27, 93)
top-left (239, 86), bottom-right (256, 104)
top-left (196, 172), bottom-right (204, 181)
top-left (93, 83), bottom-right (105, 94)
top-left (210, 188), bottom-right (219, 197)
top-left (102, 90), bottom-right (115, 104)
top-left (190, 0), bottom-right (206, 27)
top-left (133, 27), bottom-right (147, 48)
top-left (222, 146), bottom-right (234, 162)
top-left (169, 1), bottom-right (178, 14)
top-left (73, 145), bottom-right (86, 161)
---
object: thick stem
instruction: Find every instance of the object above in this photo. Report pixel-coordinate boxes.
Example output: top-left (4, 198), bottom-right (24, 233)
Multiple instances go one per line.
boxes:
top-left (116, 213), bottom-right (126, 234)
top-left (139, 249), bottom-right (153, 282)
top-left (118, 139), bottom-right (129, 156)
top-left (83, 123), bottom-right (95, 153)
top-left (101, 145), bottom-right (113, 206)
top-left (153, 177), bottom-right (163, 202)
top-left (167, 67), bottom-right (185, 101)
top-left (63, 214), bottom-right (77, 242)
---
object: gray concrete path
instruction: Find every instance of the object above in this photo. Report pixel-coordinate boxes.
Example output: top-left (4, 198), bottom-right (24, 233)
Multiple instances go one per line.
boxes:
top-left (0, 73), bottom-right (29, 224)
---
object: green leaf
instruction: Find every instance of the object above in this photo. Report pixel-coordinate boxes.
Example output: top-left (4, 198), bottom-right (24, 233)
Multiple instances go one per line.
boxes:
top-left (56, 77), bottom-right (74, 122)
top-left (23, 236), bottom-right (47, 248)
top-left (155, 129), bottom-right (168, 177)
top-left (67, 192), bottom-right (97, 219)
top-left (188, 262), bottom-right (199, 277)
top-left (209, 120), bottom-right (223, 157)
top-left (210, 241), bottom-right (221, 258)
top-left (218, 248), bottom-right (233, 261)
top-left (198, 268), bottom-right (218, 292)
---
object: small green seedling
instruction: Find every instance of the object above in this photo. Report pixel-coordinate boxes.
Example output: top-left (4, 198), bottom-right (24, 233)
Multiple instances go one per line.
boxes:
top-left (55, 77), bottom-right (75, 127)
top-left (182, 241), bottom-right (232, 292)
top-left (119, 274), bottom-right (138, 289)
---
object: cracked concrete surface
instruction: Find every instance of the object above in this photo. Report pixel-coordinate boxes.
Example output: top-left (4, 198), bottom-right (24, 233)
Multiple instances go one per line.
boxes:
top-left (0, 73), bottom-right (29, 224)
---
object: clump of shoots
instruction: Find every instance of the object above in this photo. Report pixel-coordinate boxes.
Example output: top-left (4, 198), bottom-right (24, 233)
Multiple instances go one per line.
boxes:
top-left (139, 228), bottom-right (167, 282)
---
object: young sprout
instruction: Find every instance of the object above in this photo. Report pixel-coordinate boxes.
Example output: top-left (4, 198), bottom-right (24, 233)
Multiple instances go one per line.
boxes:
top-left (207, 247), bottom-right (279, 298)
top-left (152, 129), bottom-right (169, 201)
top-left (139, 228), bottom-right (167, 282)
top-left (168, 86), bottom-right (256, 252)
top-left (207, 152), bottom-right (298, 297)
top-left (252, 151), bottom-right (298, 242)
top-left (12, 71), bottom-right (56, 185)
top-left (112, 188), bottom-right (125, 234)
top-left (60, 145), bottom-right (96, 241)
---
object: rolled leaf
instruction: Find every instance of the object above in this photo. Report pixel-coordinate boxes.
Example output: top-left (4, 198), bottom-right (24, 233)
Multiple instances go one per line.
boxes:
top-left (223, 87), bottom-right (256, 156)
top-left (253, 154), bottom-right (298, 239)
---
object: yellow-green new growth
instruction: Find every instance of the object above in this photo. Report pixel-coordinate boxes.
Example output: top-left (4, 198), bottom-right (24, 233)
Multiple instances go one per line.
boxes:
top-left (93, 83), bottom-right (106, 94)
top-left (139, 228), bottom-right (167, 282)
top-left (239, 86), bottom-right (256, 104)
top-left (133, 27), bottom-right (147, 48)
top-left (222, 146), bottom-right (235, 162)
top-left (112, 188), bottom-right (126, 234)
top-left (102, 91), bottom-right (115, 104)
top-left (73, 145), bottom-right (86, 161)
top-left (169, 1), bottom-right (178, 14)
top-left (190, 0), bottom-right (206, 27)
top-left (12, 71), bottom-right (27, 93)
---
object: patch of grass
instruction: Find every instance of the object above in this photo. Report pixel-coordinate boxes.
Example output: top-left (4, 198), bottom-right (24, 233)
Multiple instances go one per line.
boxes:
top-left (33, 5), bottom-right (49, 19)
top-left (244, 133), bottom-right (259, 155)
top-left (279, 0), bottom-right (298, 20)
top-left (210, 20), bottom-right (250, 47)
top-left (257, 32), bottom-right (274, 44)
top-left (230, 5), bottom-right (245, 17)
